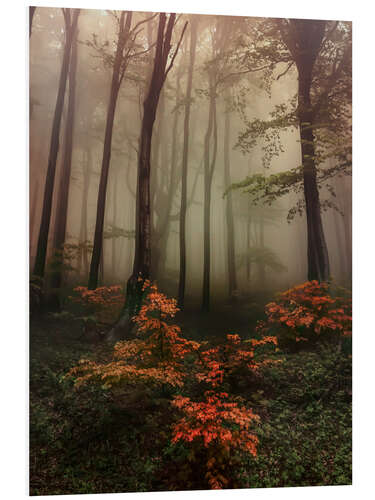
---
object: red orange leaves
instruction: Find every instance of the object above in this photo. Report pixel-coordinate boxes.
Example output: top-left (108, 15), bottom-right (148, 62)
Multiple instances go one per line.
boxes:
top-left (259, 281), bottom-right (352, 344)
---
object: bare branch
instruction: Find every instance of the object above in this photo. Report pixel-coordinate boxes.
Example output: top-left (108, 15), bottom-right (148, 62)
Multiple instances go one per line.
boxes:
top-left (130, 13), bottom-right (158, 34)
top-left (276, 61), bottom-right (294, 80)
top-left (165, 21), bottom-right (188, 79)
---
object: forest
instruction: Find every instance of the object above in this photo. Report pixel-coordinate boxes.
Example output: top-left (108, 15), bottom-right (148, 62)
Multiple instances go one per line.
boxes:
top-left (29, 6), bottom-right (352, 495)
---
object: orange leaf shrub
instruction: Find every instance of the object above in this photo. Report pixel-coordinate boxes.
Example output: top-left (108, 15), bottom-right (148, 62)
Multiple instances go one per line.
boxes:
top-left (196, 333), bottom-right (279, 388)
top-left (171, 391), bottom-right (260, 489)
top-left (257, 281), bottom-right (352, 347)
top-left (68, 282), bottom-right (199, 390)
top-left (67, 281), bottom-right (275, 489)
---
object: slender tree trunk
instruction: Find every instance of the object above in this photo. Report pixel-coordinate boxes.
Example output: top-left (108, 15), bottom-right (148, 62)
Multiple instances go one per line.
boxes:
top-left (79, 149), bottom-right (91, 279)
top-left (154, 65), bottom-right (182, 280)
top-left (112, 171), bottom-right (118, 281)
top-left (109, 13), bottom-right (185, 341)
top-left (336, 177), bottom-right (352, 283)
top-left (342, 212), bottom-right (352, 283)
top-left (257, 216), bottom-right (266, 286)
top-left (246, 212), bottom-right (252, 282)
top-left (78, 150), bottom-right (91, 281)
top-left (33, 9), bottom-right (80, 279)
top-left (88, 11), bottom-right (132, 290)
top-left (332, 208), bottom-right (346, 282)
top-left (223, 94), bottom-right (237, 301)
top-left (299, 97), bottom-right (330, 282)
top-left (202, 75), bottom-right (218, 312)
top-left (178, 18), bottom-right (197, 307)
top-left (287, 20), bottom-right (330, 282)
top-left (49, 24), bottom-right (79, 305)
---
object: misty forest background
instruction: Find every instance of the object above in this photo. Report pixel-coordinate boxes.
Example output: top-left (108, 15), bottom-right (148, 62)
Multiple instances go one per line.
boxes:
top-left (29, 7), bottom-right (352, 495)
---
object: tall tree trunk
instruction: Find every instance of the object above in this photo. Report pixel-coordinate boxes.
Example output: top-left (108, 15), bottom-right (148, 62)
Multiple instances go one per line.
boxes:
top-left (78, 148), bottom-right (91, 280)
top-left (154, 64), bottom-right (182, 280)
top-left (246, 211), bottom-right (252, 282)
top-left (178, 18), bottom-right (197, 307)
top-left (257, 216), bottom-right (266, 286)
top-left (33, 9), bottom-right (80, 279)
top-left (201, 74), bottom-right (218, 312)
top-left (332, 208), bottom-right (346, 282)
top-left (112, 171), bottom-right (118, 281)
top-left (342, 211), bottom-right (352, 284)
top-left (49, 23), bottom-right (79, 306)
top-left (280, 19), bottom-right (330, 282)
top-left (223, 93), bottom-right (237, 301)
top-left (109, 13), bottom-right (186, 341)
top-left (336, 177), bottom-right (352, 283)
top-left (88, 11), bottom-right (132, 290)
top-left (299, 101), bottom-right (330, 282)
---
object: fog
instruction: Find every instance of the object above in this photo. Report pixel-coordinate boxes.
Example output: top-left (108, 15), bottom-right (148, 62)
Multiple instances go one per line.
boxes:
top-left (29, 8), bottom-right (352, 310)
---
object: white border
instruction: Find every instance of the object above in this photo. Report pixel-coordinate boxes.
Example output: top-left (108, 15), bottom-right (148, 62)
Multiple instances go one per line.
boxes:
top-left (1, 1), bottom-right (373, 499)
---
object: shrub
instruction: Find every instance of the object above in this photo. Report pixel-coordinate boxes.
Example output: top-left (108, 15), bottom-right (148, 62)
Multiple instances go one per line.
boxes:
top-left (257, 281), bottom-right (351, 348)
top-left (171, 391), bottom-right (259, 489)
top-left (67, 283), bottom-right (199, 391)
top-left (196, 333), bottom-right (280, 391)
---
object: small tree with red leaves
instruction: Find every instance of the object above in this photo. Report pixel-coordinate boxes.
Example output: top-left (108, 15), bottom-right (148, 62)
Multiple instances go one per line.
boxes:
top-left (257, 281), bottom-right (352, 349)
top-left (195, 333), bottom-right (280, 391)
top-left (68, 281), bottom-right (199, 391)
top-left (171, 391), bottom-right (260, 489)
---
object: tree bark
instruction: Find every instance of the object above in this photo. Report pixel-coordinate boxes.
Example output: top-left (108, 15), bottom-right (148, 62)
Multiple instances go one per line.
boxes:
top-left (109, 13), bottom-right (186, 341)
top-left (88, 11), bottom-right (132, 290)
top-left (178, 18), bottom-right (197, 308)
top-left (49, 23), bottom-right (79, 305)
top-left (257, 216), bottom-right (266, 286)
top-left (33, 9), bottom-right (80, 279)
top-left (246, 211), bottom-right (252, 282)
top-left (78, 149), bottom-right (91, 280)
top-left (201, 72), bottom-right (218, 312)
top-left (223, 92), bottom-right (238, 301)
top-left (154, 64), bottom-right (182, 280)
top-left (280, 19), bottom-right (330, 282)
top-left (111, 171), bottom-right (118, 281)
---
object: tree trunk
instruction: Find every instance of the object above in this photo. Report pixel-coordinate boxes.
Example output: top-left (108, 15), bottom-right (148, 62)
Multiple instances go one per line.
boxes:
top-left (223, 93), bottom-right (237, 301)
top-left (49, 24), bottom-right (79, 306)
top-left (88, 11), bottom-right (132, 290)
top-left (332, 205), bottom-right (346, 282)
top-left (112, 172), bottom-right (118, 281)
top-left (154, 64), bottom-right (182, 280)
top-left (109, 13), bottom-right (185, 341)
top-left (246, 212), bottom-right (252, 282)
top-left (78, 148), bottom-right (91, 280)
top-left (178, 18), bottom-right (197, 308)
top-left (201, 74), bottom-right (218, 312)
top-left (257, 216), bottom-right (266, 286)
top-left (285, 19), bottom-right (330, 282)
top-left (33, 9), bottom-right (80, 279)
top-left (299, 97), bottom-right (330, 282)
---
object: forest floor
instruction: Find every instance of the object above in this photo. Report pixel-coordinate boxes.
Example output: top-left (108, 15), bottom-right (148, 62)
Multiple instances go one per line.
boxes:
top-left (29, 303), bottom-right (352, 495)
